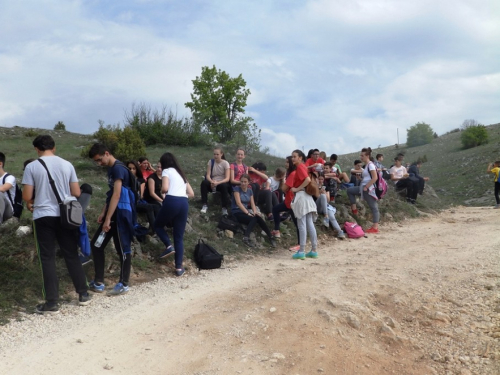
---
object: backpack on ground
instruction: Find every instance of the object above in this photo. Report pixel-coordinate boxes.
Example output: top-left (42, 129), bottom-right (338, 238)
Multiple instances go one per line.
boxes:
top-left (217, 215), bottom-right (244, 234)
top-left (2, 174), bottom-right (23, 218)
top-left (194, 239), bottom-right (224, 269)
top-left (343, 221), bottom-right (365, 239)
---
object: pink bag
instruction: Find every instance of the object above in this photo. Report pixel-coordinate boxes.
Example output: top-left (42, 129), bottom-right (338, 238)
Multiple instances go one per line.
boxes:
top-left (344, 222), bottom-right (365, 239)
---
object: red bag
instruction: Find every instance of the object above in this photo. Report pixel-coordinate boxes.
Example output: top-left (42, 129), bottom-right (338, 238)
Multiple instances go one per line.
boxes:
top-left (344, 222), bottom-right (365, 238)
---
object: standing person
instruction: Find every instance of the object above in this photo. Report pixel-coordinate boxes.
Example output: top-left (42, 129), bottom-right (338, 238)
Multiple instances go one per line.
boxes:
top-left (487, 161), bottom-right (500, 208)
top-left (346, 147), bottom-right (380, 233)
top-left (290, 149), bottom-right (318, 260)
top-left (200, 147), bottom-right (231, 215)
top-left (22, 135), bottom-right (90, 314)
top-left (231, 174), bottom-right (276, 248)
top-left (0, 152), bottom-right (16, 224)
top-left (88, 143), bottom-right (135, 296)
top-left (155, 152), bottom-right (194, 277)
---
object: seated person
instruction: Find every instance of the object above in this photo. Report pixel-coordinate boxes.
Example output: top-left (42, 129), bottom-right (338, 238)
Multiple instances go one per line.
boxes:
top-left (389, 157), bottom-right (420, 204)
top-left (144, 161), bottom-right (164, 206)
top-left (408, 161), bottom-right (429, 195)
top-left (200, 147), bottom-right (231, 215)
top-left (323, 162), bottom-right (341, 201)
top-left (248, 162), bottom-right (275, 220)
top-left (232, 174), bottom-right (276, 248)
top-left (315, 174), bottom-right (345, 239)
top-left (375, 154), bottom-right (390, 180)
top-left (267, 167), bottom-right (286, 204)
top-left (138, 157), bottom-right (154, 179)
top-left (0, 152), bottom-right (17, 224)
top-left (305, 149), bottom-right (325, 173)
top-left (350, 160), bottom-right (363, 187)
top-left (329, 154), bottom-right (350, 183)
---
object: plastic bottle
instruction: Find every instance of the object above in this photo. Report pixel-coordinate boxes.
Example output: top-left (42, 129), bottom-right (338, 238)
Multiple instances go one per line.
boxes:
top-left (94, 231), bottom-right (106, 248)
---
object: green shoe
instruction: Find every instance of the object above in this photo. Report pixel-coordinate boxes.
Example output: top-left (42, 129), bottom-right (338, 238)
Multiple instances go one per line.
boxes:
top-left (305, 251), bottom-right (318, 259)
top-left (292, 251), bottom-right (306, 260)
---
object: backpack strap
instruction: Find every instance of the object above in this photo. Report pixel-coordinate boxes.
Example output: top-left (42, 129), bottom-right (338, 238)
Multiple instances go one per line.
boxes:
top-left (210, 159), bottom-right (215, 179)
top-left (37, 159), bottom-right (63, 205)
top-left (2, 173), bottom-right (15, 207)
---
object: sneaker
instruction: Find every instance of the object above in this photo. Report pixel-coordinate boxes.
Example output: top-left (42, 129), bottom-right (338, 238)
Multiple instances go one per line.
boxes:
top-left (494, 204), bottom-right (500, 209)
top-left (200, 205), bottom-right (208, 214)
top-left (337, 231), bottom-right (346, 240)
top-left (365, 227), bottom-right (379, 234)
top-left (159, 246), bottom-right (175, 259)
top-left (89, 280), bottom-right (105, 293)
top-left (35, 303), bottom-right (59, 315)
top-left (221, 207), bottom-right (228, 216)
top-left (269, 238), bottom-right (277, 248)
top-left (107, 282), bottom-right (129, 296)
top-left (267, 214), bottom-right (274, 221)
top-left (78, 293), bottom-right (92, 306)
top-left (271, 230), bottom-right (281, 238)
top-left (79, 255), bottom-right (92, 266)
top-left (175, 268), bottom-right (185, 277)
top-left (289, 245), bottom-right (300, 251)
top-left (323, 216), bottom-right (329, 228)
top-left (292, 251), bottom-right (306, 260)
top-left (352, 208), bottom-right (358, 215)
top-left (242, 237), bottom-right (253, 247)
top-left (305, 251), bottom-right (318, 259)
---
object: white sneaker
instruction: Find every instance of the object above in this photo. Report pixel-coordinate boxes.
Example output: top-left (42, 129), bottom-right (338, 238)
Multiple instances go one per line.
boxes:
top-left (221, 208), bottom-right (228, 216)
top-left (201, 205), bottom-right (208, 214)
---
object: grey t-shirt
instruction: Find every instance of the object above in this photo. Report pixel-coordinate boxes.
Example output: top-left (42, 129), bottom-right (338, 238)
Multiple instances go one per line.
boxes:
top-left (22, 156), bottom-right (79, 220)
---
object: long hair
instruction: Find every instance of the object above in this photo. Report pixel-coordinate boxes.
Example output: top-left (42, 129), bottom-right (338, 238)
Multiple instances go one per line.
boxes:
top-left (292, 149), bottom-right (306, 162)
top-left (214, 147), bottom-right (226, 160)
top-left (361, 147), bottom-right (372, 157)
top-left (286, 156), bottom-right (295, 177)
top-left (126, 160), bottom-right (143, 179)
top-left (159, 152), bottom-right (187, 183)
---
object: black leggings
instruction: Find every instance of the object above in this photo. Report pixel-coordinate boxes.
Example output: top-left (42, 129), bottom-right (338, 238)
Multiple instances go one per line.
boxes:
top-left (495, 182), bottom-right (500, 204)
top-left (137, 201), bottom-right (161, 233)
top-left (233, 212), bottom-right (272, 238)
top-left (200, 180), bottom-right (231, 208)
top-left (395, 178), bottom-right (419, 200)
top-left (272, 202), bottom-right (300, 244)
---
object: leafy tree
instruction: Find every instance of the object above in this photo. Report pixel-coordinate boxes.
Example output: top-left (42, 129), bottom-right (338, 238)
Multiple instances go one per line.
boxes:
top-left (406, 122), bottom-right (434, 147)
top-left (54, 121), bottom-right (66, 131)
top-left (461, 123), bottom-right (488, 149)
top-left (80, 120), bottom-right (146, 161)
top-left (185, 65), bottom-right (261, 152)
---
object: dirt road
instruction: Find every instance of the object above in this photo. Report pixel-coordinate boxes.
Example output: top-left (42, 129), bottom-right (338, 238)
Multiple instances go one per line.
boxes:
top-left (0, 207), bottom-right (499, 375)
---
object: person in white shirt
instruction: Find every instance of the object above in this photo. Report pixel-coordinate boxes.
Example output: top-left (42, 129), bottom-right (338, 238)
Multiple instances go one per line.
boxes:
top-left (0, 152), bottom-right (16, 223)
top-left (389, 157), bottom-right (419, 204)
top-left (154, 152), bottom-right (194, 277)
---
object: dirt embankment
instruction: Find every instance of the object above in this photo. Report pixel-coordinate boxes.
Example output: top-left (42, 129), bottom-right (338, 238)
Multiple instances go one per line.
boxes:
top-left (0, 206), bottom-right (499, 375)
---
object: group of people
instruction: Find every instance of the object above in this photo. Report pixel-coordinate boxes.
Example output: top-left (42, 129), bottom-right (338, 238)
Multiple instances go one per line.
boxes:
top-left (0, 136), bottom-right (434, 315)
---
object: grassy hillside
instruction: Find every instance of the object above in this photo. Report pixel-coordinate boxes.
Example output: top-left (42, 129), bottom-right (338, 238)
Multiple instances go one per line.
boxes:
top-left (0, 123), bottom-right (496, 321)
top-left (337, 122), bottom-right (500, 207)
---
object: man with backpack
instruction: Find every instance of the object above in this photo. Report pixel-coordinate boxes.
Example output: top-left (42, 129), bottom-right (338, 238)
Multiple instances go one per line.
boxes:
top-left (0, 152), bottom-right (22, 223)
top-left (88, 143), bottom-right (135, 296)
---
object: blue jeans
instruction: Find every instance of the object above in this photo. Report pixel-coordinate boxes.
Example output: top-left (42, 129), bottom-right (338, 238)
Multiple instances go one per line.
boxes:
top-left (154, 195), bottom-right (189, 269)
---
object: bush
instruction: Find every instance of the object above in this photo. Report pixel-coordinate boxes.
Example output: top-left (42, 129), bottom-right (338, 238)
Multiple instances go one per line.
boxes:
top-left (125, 103), bottom-right (207, 147)
top-left (54, 121), bottom-right (66, 131)
top-left (461, 125), bottom-right (489, 149)
top-left (80, 121), bottom-right (146, 161)
top-left (407, 122), bottom-right (434, 147)
top-left (24, 129), bottom-right (38, 137)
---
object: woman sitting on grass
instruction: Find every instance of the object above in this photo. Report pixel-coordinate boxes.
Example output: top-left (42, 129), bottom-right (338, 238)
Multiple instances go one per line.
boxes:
top-left (232, 174), bottom-right (276, 248)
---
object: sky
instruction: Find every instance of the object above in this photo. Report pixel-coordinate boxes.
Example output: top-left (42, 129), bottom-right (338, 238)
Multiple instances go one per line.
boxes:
top-left (1, 0), bottom-right (499, 157)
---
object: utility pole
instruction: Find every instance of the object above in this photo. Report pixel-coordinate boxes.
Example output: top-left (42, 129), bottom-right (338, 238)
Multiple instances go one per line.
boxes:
top-left (397, 128), bottom-right (399, 145)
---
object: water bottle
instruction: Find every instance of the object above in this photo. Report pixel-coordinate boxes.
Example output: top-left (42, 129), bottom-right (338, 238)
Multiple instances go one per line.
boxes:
top-left (94, 231), bottom-right (106, 248)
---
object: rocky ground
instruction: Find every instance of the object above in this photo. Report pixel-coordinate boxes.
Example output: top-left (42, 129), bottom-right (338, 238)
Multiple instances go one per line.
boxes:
top-left (0, 206), bottom-right (499, 375)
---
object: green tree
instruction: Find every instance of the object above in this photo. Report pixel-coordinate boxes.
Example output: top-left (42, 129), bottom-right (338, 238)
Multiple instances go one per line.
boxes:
top-left (461, 124), bottom-right (488, 149)
top-left (185, 65), bottom-right (261, 152)
top-left (54, 121), bottom-right (66, 131)
top-left (406, 122), bottom-right (434, 147)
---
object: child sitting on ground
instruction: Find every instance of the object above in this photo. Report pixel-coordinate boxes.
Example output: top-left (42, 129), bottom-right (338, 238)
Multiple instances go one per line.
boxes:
top-left (317, 174), bottom-right (346, 240)
top-left (324, 162), bottom-right (341, 201)
top-left (267, 167), bottom-right (286, 204)
top-left (350, 160), bottom-right (363, 186)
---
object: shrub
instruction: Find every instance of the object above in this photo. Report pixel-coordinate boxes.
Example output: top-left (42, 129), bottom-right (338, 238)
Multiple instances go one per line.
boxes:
top-left (461, 125), bottom-right (488, 149)
top-left (406, 122), bottom-right (434, 147)
top-left (80, 121), bottom-right (146, 161)
top-left (24, 129), bottom-right (38, 137)
top-left (54, 121), bottom-right (66, 131)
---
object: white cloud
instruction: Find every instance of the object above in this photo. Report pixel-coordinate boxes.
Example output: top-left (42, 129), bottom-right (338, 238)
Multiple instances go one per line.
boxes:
top-left (260, 128), bottom-right (298, 157)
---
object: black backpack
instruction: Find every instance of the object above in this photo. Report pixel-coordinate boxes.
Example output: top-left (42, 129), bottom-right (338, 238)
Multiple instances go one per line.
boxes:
top-left (2, 174), bottom-right (23, 218)
top-left (194, 239), bottom-right (224, 269)
top-left (217, 215), bottom-right (243, 234)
